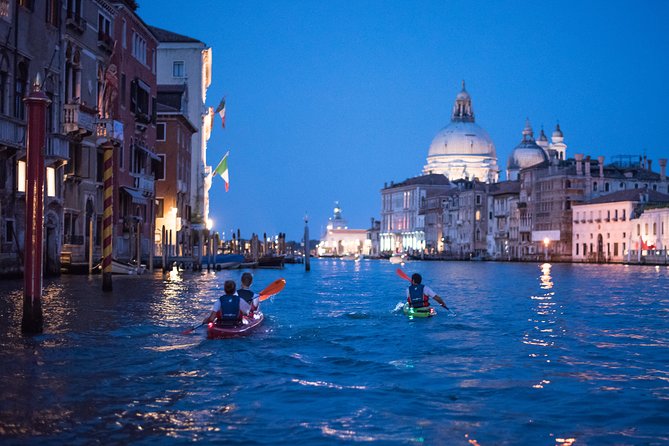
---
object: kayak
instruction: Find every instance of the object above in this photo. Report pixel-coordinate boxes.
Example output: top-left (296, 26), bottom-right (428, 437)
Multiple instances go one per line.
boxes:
top-left (207, 312), bottom-right (264, 339)
top-left (402, 303), bottom-right (436, 318)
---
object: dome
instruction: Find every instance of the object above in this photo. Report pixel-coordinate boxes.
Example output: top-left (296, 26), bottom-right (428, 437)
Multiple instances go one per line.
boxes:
top-left (423, 82), bottom-right (499, 182)
top-left (507, 119), bottom-right (548, 171)
top-left (427, 121), bottom-right (496, 157)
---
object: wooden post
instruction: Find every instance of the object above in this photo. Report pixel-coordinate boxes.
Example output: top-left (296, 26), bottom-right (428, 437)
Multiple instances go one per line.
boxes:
top-left (304, 215), bottom-right (310, 272)
top-left (88, 218), bottom-right (94, 274)
top-left (22, 77), bottom-right (50, 333)
top-left (162, 225), bottom-right (167, 273)
top-left (149, 198), bottom-right (154, 273)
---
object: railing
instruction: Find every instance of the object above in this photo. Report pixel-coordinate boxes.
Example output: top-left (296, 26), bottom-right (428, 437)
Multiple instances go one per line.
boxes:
top-left (133, 173), bottom-right (155, 194)
top-left (65, 12), bottom-right (86, 33)
top-left (45, 135), bottom-right (69, 160)
top-left (63, 103), bottom-right (95, 135)
top-left (97, 32), bottom-right (114, 53)
top-left (0, 117), bottom-right (26, 148)
top-left (96, 119), bottom-right (124, 143)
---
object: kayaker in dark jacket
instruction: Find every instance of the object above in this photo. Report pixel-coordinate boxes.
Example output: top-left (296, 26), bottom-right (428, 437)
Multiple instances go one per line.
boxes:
top-left (203, 280), bottom-right (250, 326)
top-left (237, 272), bottom-right (260, 315)
top-left (407, 273), bottom-right (448, 309)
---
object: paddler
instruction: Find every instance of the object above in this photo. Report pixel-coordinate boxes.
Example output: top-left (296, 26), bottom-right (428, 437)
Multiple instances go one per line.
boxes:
top-left (237, 272), bottom-right (261, 315)
top-left (203, 280), bottom-right (251, 326)
top-left (407, 273), bottom-right (448, 310)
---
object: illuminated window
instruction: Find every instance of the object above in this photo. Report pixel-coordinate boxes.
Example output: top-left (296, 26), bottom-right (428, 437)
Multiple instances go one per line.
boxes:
top-left (17, 160), bottom-right (26, 192)
top-left (46, 167), bottom-right (55, 197)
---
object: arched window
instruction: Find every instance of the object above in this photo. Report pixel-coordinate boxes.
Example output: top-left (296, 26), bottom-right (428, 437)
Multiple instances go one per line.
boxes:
top-left (14, 60), bottom-right (28, 119)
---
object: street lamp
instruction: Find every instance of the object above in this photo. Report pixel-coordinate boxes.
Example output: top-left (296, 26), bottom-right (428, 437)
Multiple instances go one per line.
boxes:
top-left (543, 237), bottom-right (550, 261)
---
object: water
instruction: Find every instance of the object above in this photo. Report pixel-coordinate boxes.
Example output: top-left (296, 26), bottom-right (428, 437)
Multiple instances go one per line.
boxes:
top-left (1, 260), bottom-right (668, 445)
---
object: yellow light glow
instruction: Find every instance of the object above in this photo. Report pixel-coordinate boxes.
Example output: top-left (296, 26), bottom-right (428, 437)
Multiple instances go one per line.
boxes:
top-left (17, 160), bottom-right (26, 192)
top-left (46, 167), bottom-right (56, 197)
top-left (206, 218), bottom-right (214, 230)
top-left (543, 237), bottom-right (550, 246)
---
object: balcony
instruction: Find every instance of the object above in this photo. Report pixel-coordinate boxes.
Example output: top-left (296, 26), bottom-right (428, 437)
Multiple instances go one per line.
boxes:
top-left (64, 234), bottom-right (84, 245)
top-left (65, 12), bottom-right (87, 34)
top-left (45, 134), bottom-right (69, 160)
top-left (95, 119), bottom-right (124, 144)
top-left (133, 172), bottom-right (155, 194)
top-left (63, 103), bottom-right (95, 135)
top-left (0, 117), bottom-right (26, 149)
top-left (97, 32), bottom-right (114, 54)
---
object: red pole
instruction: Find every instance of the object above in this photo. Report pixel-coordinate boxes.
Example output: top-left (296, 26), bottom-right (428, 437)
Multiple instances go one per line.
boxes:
top-left (22, 78), bottom-right (50, 334)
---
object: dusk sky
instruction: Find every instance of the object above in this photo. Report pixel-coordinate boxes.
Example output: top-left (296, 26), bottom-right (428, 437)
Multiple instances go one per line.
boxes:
top-left (139, 0), bottom-right (669, 241)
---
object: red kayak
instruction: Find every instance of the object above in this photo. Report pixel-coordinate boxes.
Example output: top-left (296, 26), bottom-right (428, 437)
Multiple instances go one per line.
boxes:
top-left (207, 312), bottom-right (264, 339)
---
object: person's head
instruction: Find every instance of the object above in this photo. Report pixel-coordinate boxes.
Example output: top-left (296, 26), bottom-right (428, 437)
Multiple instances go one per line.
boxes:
top-left (224, 280), bottom-right (236, 295)
top-left (411, 273), bottom-right (422, 285)
top-left (241, 272), bottom-right (253, 287)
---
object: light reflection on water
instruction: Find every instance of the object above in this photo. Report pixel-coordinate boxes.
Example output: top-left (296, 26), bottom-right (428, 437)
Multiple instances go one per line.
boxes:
top-left (0, 261), bottom-right (668, 445)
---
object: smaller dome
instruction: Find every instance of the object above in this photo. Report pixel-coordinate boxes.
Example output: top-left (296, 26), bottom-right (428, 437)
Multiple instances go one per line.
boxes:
top-left (538, 128), bottom-right (548, 142)
top-left (552, 123), bottom-right (563, 138)
top-left (507, 120), bottom-right (549, 171)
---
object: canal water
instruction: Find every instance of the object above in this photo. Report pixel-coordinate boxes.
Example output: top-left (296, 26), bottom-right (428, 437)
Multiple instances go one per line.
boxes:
top-left (1, 260), bottom-right (668, 445)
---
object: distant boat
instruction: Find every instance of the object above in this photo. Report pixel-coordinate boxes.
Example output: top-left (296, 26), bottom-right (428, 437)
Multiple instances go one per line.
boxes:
top-left (256, 254), bottom-right (285, 269)
top-left (95, 259), bottom-right (146, 275)
top-left (202, 253), bottom-right (244, 270)
top-left (389, 254), bottom-right (407, 265)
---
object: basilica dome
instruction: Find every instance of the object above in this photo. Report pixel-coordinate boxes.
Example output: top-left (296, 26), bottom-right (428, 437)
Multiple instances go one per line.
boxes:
top-left (506, 119), bottom-right (549, 180)
top-left (423, 82), bottom-right (498, 182)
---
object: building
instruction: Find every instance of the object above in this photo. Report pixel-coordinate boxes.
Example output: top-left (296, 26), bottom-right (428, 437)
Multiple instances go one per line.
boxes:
top-left (108, 2), bottom-right (159, 263)
top-left (317, 203), bottom-right (367, 257)
top-left (441, 179), bottom-right (491, 258)
top-left (155, 84), bottom-right (196, 257)
top-left (380, 173), bottom-right (452, 254)
top-left (572, 189), bottom-right (669, 263)
top-left (150, 25), bottom-right (213, 238)
top-left (488, 180), bottom-right (521, 259)
top-left (423, 82), bottom-right (499, 183)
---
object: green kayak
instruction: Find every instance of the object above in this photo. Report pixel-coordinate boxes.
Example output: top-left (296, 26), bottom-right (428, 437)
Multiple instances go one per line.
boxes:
top-left (403, 303), bottom-right (436, 318)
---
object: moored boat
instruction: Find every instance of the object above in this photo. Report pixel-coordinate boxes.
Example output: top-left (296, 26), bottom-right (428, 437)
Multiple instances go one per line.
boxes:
top-left (207, 312), bottom-right (264, 339)
top-left (202, 253), bottom-right (245, 270)
top-left (402, 303), bottom-right (436, 318)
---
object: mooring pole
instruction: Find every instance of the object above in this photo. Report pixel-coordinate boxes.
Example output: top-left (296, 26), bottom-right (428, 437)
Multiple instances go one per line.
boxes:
top-left (304, 214), bottom-right (310, 272)
top-left (101, 141), bottom-right (114, 291)
top-left (22, 76), bottom-right (50, 334)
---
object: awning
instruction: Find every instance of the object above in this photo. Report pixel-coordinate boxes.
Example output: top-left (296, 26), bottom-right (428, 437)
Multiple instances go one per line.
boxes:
top-left (122, 186), bottom-right (148, 205)
top-left (134, 141), bottom-right (161, 161)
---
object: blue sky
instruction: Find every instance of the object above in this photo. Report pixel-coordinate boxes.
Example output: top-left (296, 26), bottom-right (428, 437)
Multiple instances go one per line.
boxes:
top-left (139, 0), bottom-right (669, 241)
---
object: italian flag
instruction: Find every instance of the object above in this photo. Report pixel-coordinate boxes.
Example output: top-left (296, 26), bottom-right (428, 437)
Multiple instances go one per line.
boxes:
top-left (214, 151), bottom-right (230, 192)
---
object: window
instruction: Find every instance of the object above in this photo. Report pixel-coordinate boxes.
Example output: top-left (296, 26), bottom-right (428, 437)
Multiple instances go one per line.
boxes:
top-left (5, 219), bottom-right (14, 243)
top-left (156, 198), bottom-right (164, 218)
top-left (172, 61), bottom-right (185, 78)
top-left (605, 182), bottom-right (610, 192)
top-left (122, 19), bottom-right (127, 48)
top-left (0, 69), bottom-right (7, 115)
top-left (155, 154), bottom-right (166, 180)
top-left (593, 182), bottom-right (598, 191)
top-left (17, 160), bottom-right (26, 192)
top-left (653, 223), bottom-right (657, 235)
top-left (119, 141), bottom-right (124, 170)
top-left (98, 13), bottom-right (111, 40)
top-left (14, 61), bottom-right (27, 119)
top-left (132, 32), bottom-right (147, 64)
top-left (46, 0), bottom-right (59, 26)
top-left (19, 0), bottom-right (33, 11)
top-left (46, 167), bottom-right (56, 197)
top-left (614, 243), bottom-right (618, 256)
top-left (120, 73), bottom-right (126, 107)
top-left (0, 0), bottom-right (10, 19)
top-left (156, 123), bottom-right (166, 141)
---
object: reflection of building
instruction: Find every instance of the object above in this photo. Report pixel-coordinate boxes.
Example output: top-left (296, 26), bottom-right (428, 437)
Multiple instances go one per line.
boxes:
top-left (155, 84), bottom-right (197, 257)
top-left (572, 189), bottom-right (669, 263)
top-left (317, 203), bottom-right (367, 256)
top-left (423, 82), bottom-right (498, 182)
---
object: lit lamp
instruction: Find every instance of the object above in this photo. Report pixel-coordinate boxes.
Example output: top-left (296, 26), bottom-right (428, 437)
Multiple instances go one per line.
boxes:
top-left (206, 218), bottom-right (214, 231)
top-left (543, 237), bottom-right (550, 261)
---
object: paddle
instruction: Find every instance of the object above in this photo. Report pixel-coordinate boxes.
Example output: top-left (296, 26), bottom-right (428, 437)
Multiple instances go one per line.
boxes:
top-left (258, 278), bottom-right (286, 302)
top-left (181, 322), bottom-right (205, 335)
top-left (396, 268), bottom-right (453, 314)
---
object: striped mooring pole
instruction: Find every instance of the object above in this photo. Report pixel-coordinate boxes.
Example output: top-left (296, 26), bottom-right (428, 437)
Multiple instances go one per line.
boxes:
top-left (101, 141), bottom-right (114, 291)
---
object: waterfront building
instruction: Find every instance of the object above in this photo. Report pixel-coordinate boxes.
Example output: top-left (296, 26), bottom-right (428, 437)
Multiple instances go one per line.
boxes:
top-left (0, 0), bottom-right (66, 275)
top-left (365, 218), bottom-right (381, 257)
top-left (440, 179), bottom-right (491, 258)
top-left (150, 25), bottom-right (213, 238)
top-left (517, 152), bottom-right (669, 261)
top-left (107, 2), bottom-right (159, 263)
top-left (317, 203), bottom-right (367, 257)
top-left (572, 189), bottom-right (669, 263)
top-left (423, 82), bottom-right (499, 183)
top-left (60, 0), bottom-right (122, 272)
top-left (155, 84), bottom-right (196, 257)
top-left (488, 181), bottom-right (521, 259)
top-left (380, 173), bottom-right (451, 254)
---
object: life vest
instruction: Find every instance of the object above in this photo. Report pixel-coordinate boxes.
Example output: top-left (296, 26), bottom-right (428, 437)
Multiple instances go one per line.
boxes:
top-left (408, 284), bottom-right (429, 308)
top-left (237, 289), bottom-right (254, 305)
top-left (217, 294), bottom-right (242, 325)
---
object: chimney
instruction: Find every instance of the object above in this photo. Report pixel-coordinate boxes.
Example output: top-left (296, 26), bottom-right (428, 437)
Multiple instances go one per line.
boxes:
top-left (575, 153), bottom-right (584, 176)
top-left (585, 156), bottom-right (591, 177)
top-left (648, 159), bottom-right (653, 172)
top-left (598, 156), bottom-right (604, 178)
top-left (659, 158), bottom-right (667, 181)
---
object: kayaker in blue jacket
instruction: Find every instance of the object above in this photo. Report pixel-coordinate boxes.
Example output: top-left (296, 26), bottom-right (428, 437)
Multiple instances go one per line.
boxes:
top-left (203, 280), bottom-right (251, 326)
top-left (237, 272), bottom-right (260, 315)
top-left (407, 273), bottom-right (448, 309)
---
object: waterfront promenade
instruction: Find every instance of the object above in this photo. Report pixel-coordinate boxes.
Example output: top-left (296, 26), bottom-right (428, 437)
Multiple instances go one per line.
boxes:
top-left (1, 260), bottom-right (668, 444)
